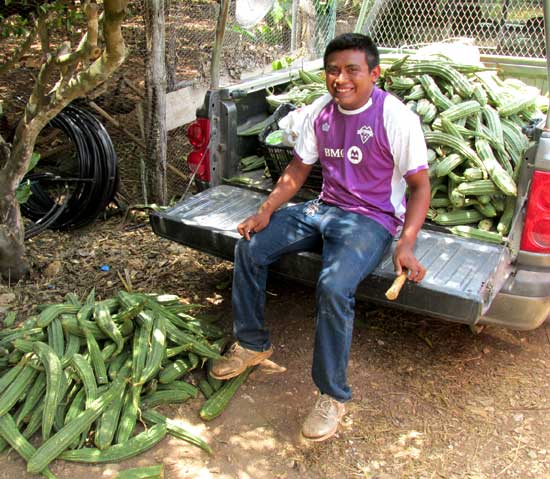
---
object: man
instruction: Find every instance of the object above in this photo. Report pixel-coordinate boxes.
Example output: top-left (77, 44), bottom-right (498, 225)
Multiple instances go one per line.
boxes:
top-left (211, 33), bottom-right (431, 441)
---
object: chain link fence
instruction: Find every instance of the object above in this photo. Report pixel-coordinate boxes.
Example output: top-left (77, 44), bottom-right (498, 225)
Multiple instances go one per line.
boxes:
top-left (0, 0), bottom-right (546, 211)
top-left (160, 0), bottom-right (360, 201)
top-left (361, 0), bottom-right (544, 58)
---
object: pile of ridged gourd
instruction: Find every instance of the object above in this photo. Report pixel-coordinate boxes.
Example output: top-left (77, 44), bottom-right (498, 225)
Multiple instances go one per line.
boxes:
top-left (383, 55), bottom-right (544, 243)
top-left (0, 290), bottom-right (248, 478)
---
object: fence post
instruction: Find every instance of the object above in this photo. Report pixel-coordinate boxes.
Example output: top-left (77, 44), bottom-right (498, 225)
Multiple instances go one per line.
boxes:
top-left (144, 0), bottom-right (168, 204)
top-left (291, 0), bottom-right (299, 51)
top-left (354, 0), bottom-right (373, 34)
top-left (211, 0), bottom-right (231, 89)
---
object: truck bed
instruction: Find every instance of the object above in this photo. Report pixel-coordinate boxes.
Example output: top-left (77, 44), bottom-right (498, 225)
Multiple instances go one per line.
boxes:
top-left (150, 185), bottom-right (512, 325)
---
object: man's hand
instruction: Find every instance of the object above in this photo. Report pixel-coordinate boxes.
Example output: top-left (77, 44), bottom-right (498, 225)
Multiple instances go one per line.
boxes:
top-left (237, 210), bottom-right (271, 241)
top-left (393, 239), bottom-right (425, 282)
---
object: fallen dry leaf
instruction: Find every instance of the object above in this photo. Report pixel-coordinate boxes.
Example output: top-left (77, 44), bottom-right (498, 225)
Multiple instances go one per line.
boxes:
top-left (43, 260), bottom-right (62, 278)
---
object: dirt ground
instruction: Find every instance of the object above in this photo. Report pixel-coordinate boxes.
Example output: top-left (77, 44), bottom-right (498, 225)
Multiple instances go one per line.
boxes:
top-left (0, 213), bottom-right (548, 479)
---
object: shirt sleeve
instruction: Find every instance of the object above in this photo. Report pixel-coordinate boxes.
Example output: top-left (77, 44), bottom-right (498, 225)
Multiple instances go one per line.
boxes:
top-left (383, 94), bottom-right (429, 177)
top-left (293, 93), bottom-right (332, 165)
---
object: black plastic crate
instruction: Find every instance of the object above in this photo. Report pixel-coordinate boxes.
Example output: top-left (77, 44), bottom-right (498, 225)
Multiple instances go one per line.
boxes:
top-left (259, 104), bottom-right (323, 192)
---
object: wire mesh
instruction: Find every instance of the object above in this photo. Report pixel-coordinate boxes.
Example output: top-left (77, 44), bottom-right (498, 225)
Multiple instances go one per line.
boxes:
top-left (361, 0), bottom-right (545, 58)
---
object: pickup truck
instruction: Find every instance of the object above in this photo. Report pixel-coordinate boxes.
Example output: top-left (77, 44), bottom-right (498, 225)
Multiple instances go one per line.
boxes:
top-left (150, 54), bottom-right (550, 332)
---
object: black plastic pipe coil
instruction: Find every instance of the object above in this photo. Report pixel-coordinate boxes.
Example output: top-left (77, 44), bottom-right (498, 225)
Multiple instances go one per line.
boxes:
top-left (22, 104), bottom-right (118, 239)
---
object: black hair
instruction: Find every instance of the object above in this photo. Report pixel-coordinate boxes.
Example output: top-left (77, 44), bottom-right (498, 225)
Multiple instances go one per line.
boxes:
top-left (323, 33), bottom-right (380, 70)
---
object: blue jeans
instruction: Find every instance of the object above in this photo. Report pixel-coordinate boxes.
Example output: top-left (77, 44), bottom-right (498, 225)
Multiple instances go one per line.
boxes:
top-left (232, 200), bottom-right (392, 402)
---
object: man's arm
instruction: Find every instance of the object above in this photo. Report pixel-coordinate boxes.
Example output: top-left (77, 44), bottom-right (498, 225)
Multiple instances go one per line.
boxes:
top-left (238, 157), bottom-right (313, 240)
top-left (393, 169), bottom-right (430, 282)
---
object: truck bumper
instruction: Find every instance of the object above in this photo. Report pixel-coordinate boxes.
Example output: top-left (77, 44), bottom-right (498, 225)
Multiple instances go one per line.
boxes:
top-left (480, 269), bottom-right (550, 330)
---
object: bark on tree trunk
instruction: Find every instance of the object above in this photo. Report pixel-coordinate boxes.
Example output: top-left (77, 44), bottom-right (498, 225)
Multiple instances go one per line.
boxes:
top-left (297, 0), bottom-right (317, 59)
top-left (0, 114), bottom-right (43, 280)
top-left (0, 196), bottom-right (28, 282)
top-left (165, 0), bottom-right (178, 92)
top-left (144, 0), bottom-right (168, 204)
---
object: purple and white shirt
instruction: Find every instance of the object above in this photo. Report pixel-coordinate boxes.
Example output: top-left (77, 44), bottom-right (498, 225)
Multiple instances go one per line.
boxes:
top-left (294, 86), bottom-right (428, 236)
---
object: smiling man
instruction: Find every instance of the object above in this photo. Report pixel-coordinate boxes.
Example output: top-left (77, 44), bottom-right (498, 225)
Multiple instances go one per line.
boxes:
top-left (211, 33), bottom-right (431, 441)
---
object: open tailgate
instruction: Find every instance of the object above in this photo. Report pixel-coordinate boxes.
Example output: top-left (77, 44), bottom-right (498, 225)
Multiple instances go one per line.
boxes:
top-left (150, 185), bottom-right (512, 324)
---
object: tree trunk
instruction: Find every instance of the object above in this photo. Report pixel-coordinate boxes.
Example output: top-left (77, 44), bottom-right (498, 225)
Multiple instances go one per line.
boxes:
top-left (0, 111), bottom-right (45, 280)
top-left (298, 0), bottom-right (317, 59)
top-left (0, 195), bottom-right (28, 282)
top-left (210, 0), bottom-right (230, 89)
top-left (165, 0), bottom-right (178, 92)
top-left (144, 0), bottom-right (168, 204)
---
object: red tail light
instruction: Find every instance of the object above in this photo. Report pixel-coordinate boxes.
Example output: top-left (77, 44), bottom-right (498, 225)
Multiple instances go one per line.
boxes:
top-left (186, 118), bottom-right (210, 182)
top-left (187, 119), bottom-right (208, 149)
top-left (520, 170), bottom-right (550, 253)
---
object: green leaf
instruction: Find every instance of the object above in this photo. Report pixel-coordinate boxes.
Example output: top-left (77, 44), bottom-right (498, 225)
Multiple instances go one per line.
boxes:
top-left (229, 24), bottom-right (255, 40)
top-left (16, 181), bottom-right (32, 204)
top-left (27, 152), bottom-right (40, 173)
top-left (270, 2), bottom-right (284, 23)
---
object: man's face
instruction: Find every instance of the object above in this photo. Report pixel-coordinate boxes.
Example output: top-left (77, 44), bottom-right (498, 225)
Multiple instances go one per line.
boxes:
top-left (325, 49), bottom-right (381, 110)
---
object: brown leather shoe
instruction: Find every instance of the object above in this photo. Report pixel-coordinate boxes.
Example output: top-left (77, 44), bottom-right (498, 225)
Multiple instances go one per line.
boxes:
top-left (301, 394), bottom-right (346, 442)
top-left (210, 342), bottom-right (273, 380)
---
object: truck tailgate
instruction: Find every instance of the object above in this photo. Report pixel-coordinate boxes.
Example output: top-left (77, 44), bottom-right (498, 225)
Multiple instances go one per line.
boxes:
top-left (150, 185), bottom-right (512, 325)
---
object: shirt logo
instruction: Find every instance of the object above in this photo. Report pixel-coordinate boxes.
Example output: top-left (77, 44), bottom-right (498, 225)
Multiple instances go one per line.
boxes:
top-left (324, 148), bottom-right (343, 158)
top-left (322, 122), bottom-right (330, 132)
top-left (357, 125), bottom-right (373, 144)
top-left (347, 146), bottom-right (363, 164)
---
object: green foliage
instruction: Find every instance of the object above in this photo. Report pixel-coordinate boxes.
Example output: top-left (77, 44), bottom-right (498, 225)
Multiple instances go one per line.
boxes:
top-left (230, 0), bottom-right (292, 44)
top-left (15, 181), bottom-right (32, 204)
top-left (0, 15), bottom-right (32, 39)
top-left (314, 0), bottom-right (336, 16)
top-left (229, 24), bottom-right (256, 41)
top-left (0, 0), bottom-right (84, 39)
top-left (270, 0), bottom-right (292, 30)
top-left (15, 152), bottom-right (41, 205)
top-left (26, 152), bottom-right (41, 175)
top-left (270, 0), bottom-right (289, 28)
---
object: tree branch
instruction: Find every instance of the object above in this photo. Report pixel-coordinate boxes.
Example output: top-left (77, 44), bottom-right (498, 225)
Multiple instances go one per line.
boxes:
top-left (22, 39), bottom-right (67, 126)
top-left (37, 9), bottom-right (51, 59)
top-left (51, 0), bottom-right (127, 105)
top-left (88, 101), bottom-right (145, 149)
top-left (56, 4), bottom-right (102, 67)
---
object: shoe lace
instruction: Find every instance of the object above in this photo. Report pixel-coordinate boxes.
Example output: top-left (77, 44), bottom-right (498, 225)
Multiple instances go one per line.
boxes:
top-left (314, 395), bottom-right (337, 420)
top-left (226, 342), bottom-right (242, 357)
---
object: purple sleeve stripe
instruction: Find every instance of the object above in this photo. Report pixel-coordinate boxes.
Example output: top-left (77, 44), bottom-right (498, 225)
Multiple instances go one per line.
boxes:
top-left (404, 164), bottom-right (428, 178)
